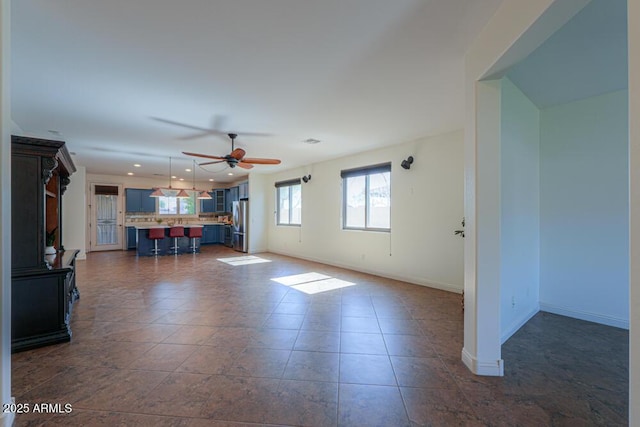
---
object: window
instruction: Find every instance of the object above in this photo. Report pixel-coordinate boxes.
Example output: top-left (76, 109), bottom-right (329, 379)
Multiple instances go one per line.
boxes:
top-left (342, 163), bottom-right (391, 231)
top-left (158, 190), bottom-right (196, 215)
top-left (276, 179), bottom-right (302, 225)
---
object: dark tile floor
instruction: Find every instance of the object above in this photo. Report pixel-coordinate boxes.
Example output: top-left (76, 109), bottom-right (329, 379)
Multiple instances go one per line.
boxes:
top-left (11, 246), bottom-right (628, 426)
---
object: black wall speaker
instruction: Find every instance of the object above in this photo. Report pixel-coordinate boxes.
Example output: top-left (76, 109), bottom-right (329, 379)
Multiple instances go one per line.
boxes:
top-left (302, 174), bottom-right (311, 183)
top-left (401, 156), bottom-right (414, 170)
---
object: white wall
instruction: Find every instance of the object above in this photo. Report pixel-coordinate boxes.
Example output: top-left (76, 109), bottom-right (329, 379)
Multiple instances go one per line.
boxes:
top-left (248, 174), bottom-right (268, 253)
top-left (500, 77), bottom-right (541, 343)
top-left (266, 130), bottom-right (464, 292)
top-left (0, 0), bottom-right (11, 425)
top-left (539, 90), bottom-right (629, 328)
top-left (63, 166), bottom-right (87, 259)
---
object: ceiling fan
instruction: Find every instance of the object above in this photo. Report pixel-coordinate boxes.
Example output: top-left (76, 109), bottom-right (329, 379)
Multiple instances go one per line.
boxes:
top-left (182, 133), bottom-right (281, 170)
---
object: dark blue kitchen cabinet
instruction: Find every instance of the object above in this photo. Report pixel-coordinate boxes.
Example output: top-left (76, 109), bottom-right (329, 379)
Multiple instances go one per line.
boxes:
top-left (126, 226), bottom-right (137, 249)
top-left (238, 181), bottom-right (248, 199)
top-left (214, 189), bottom-right (226, 212)
top-left (125, 188), bottom-right (156, 213)
top-left (216, 225), bottom-right (225, 243)
top-left (200, 192), bottom-right (215, 213)
top-left (201, 225), bottom-right (224, 244)
top-left (200, 189), bottom-right (226, 213)
top-left (201, 225), bottom-right (214, 244)
top-left (226, 186), bottom-right (239, 210)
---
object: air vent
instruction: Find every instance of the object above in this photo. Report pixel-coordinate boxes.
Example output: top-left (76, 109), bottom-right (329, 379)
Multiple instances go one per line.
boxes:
top-left (302, 138), bottom-right (321, 144)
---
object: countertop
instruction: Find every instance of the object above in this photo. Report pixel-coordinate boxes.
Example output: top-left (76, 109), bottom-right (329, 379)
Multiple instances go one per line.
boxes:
top-left (126, 222), bottom-right (230, 228)
top-left (133, 224), bottom-right (204, 229)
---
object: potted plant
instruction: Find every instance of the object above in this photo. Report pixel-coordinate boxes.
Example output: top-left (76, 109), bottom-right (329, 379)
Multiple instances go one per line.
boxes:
top-left (45, 227), bottom-right (57, 255)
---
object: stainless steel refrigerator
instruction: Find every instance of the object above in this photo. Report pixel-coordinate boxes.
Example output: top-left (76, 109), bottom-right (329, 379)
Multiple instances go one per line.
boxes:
top-left (232, 200), bottom-right (248, 252)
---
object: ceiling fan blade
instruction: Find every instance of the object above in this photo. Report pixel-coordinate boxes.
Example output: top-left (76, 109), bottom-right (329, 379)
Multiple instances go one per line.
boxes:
top-left (151, 117), bottom-right (212, 132)
top-left (230, 148), bottom-right (246, 160)
top-left (178, 130), bottom-right (226, 140)
top-left (236, 162), bottom-right (254, 170)
top-left (241, 157), bottom-right (282, 165)
top-left (234, 131), bottom-right (272, 138)
top-left (198, 160), bottom-right (226, 166)
top-left (182, 151), bottom-right (226, 160)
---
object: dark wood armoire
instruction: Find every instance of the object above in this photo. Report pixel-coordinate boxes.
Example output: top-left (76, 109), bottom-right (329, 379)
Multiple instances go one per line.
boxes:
top-left (11, 135), bottom-right (79, 352)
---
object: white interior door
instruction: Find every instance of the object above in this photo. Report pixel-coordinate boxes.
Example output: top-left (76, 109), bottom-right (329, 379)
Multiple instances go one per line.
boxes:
top-left (90, 183), bottom-right (123, 251)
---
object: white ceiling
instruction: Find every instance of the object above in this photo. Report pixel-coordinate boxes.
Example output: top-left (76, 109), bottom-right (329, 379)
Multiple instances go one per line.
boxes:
top-left (11, 0), bottom-right (502, 183)
top-left (507, 0), bottom-right (627, 109)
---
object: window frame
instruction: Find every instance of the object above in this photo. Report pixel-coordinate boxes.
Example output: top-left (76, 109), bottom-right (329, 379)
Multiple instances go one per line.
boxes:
top-left (157, 190), bottom-right (197, 216)
top-left (341, 163), bottom-right (391, 232)
top-left (275, 179), bottom-right (302, 226)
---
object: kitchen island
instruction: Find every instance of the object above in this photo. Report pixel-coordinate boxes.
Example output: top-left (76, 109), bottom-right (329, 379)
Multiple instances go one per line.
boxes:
top-left (134, 224), bottom-right (209, 256)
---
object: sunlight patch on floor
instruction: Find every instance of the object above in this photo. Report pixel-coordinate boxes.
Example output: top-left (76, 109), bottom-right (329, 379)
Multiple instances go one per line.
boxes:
top-left (271, 272), bottom-right (356, 294)
top-left (217, 255), bottom-right (272, 266)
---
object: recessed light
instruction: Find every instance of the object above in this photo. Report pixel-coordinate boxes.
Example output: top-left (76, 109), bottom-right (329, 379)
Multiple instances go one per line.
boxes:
top-left (302, 138), bottom-right (321, 144)
top-left (171, 175), bottom-right (177, 179)
top-left (179, 178), bottom-right (184, 181)
top-left (185, 168), bottom-right (191, 172)
top-left (209, 179), bottom-right (214, 182)
top-left (228, 173), bottom-right (233, 176)
top-left (127, 172), bottom-right (134, 176)
top-left (133, 164), bottom-right (141, 167)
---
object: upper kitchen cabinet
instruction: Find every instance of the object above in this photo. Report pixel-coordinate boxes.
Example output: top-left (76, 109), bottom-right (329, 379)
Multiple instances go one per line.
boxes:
top-left (226, 186), bottom-right (239, 208)
top-left (214, 189), bottom-right (226, 211)
top-left (200, 189), bottom-right (226, 213)
top-left (238, 181), bottom-right (249, 199)
top-left (125, 188), bottom-right (156, 213)
top-left (200, 192), bottom-right (215, 213)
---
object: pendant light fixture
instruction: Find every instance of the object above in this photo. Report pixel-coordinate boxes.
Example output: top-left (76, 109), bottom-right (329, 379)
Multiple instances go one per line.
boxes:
top-left (168, 156), bottom-right (189, 198)
top-left (149, 156), bottom-right (209, 199)
top-left (150, 188), bottom-right (164, 197)
top-left (150, 157), bottom-right (171, 198)
top-left (193, 160), bottom-right (212, 199)
top-left (198, 190), bottom-right (212, 200)
top-left (176, 188), bottom-right (190, 198)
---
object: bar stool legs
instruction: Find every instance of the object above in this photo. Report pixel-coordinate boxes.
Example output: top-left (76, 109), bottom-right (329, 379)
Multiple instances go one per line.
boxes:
top-left (169, 226), bottom-right (185, 255)
top-left (186, 227), bottom-right (203, 253)
top-left (148, 227), bottom-right (165, 256)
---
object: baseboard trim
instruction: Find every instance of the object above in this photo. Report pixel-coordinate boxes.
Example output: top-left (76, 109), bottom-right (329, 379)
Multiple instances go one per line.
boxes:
top-left (248, 247), bottom-right (268, 255)
top-left (267, 249), bottom-right (462, 294)
top-left (501, 305), bottom-right (540, 344)
top-left (539, 302), bottom-right (629, 329)
top-left (1, 398), bottom-right (16, 427)
top-left (461, 347), bottom-right (504, 376)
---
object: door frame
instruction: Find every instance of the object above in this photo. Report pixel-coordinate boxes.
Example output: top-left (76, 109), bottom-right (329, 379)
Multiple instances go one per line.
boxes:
top-left (88, 182), bottom-right (124, 251)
